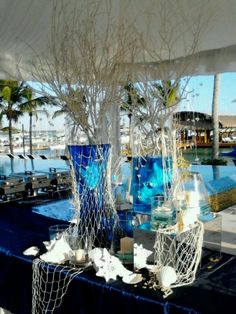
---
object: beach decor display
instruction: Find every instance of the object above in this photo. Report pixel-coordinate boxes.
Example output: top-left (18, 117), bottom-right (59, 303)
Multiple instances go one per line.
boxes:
top-left (31, 1), bottom-right (137, 311)
top-left (29, 1), bottom-right (215, 312)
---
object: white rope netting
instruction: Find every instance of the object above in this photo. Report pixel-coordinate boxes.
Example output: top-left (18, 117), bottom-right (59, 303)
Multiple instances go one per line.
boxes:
top-left (131, 121), bottom-right (174, 209)
top-left (32, 258), bottom-right (84, 314)
top-left (149, 221), bottom-right (204, 298)
top-left (32, 144), bottom-right (119, 313)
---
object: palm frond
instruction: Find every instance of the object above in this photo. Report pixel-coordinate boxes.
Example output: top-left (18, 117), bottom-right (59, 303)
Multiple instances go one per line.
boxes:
top-left (52, 108), bottom-right (67, 119)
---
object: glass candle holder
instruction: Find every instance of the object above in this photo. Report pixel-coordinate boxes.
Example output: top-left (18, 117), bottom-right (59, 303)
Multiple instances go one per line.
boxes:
top-left (150, 195), bottom-right (175, 230)
top-left (173, 171), bottom-right (213, 222)
top-left (66, 234), bottom-right (92, 266)
top-left (49, 224), bottom-right (70, 241)
top-left (111, 218), bottom-right (134, 264)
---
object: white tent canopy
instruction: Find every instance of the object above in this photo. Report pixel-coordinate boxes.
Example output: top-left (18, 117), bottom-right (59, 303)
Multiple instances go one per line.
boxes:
top-left (0, 0), bottom-right (236, 80)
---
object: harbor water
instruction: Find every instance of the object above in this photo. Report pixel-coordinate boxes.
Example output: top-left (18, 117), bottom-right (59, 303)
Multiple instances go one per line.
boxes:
top-left (1, 147), bottom-right (236, 222)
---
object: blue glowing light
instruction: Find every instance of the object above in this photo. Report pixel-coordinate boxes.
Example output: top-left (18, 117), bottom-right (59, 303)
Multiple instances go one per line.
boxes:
top-left (132, 156), bottom-right (172, 215)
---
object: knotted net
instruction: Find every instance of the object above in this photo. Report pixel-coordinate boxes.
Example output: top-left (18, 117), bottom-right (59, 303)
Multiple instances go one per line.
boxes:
top-left (69, 143), bottom-right (118, 248)
top-left (32, 144), bottom-right (118, 313)
top-left (150, 221), bottom-right (204, 298)
top-left (32, 259), bottom-right (84, 314)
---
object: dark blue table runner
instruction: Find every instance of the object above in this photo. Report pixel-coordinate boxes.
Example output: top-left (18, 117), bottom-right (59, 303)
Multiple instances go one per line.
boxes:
top-left (0, 203), bottom-right (235, 314)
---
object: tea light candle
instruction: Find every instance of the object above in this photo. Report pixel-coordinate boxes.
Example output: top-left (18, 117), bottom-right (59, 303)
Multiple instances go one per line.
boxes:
top-left (75, 249), bottom-right (86, 262)
top-left (120, 236), bottom-right (133, 253)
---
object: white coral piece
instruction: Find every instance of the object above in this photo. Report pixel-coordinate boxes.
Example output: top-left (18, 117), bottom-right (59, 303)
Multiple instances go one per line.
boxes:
top-left (133, 243), bottom-right (153, 269)
top-left (40, 236), bottom-right (74, 264)
top-left (90, 248), bottom-right (133, 282)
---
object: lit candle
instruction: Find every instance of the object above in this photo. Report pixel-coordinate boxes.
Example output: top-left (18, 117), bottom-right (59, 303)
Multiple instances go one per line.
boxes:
top-left (120, 236), bottom-right (133, 254)
top-left (75, 249), bottom-right (86, 263)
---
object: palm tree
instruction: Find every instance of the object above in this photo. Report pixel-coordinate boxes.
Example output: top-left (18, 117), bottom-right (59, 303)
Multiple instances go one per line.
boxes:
top-left (212, 74), bottom-right (220, 160)
top-left (0, 81), bottom-right (27, 154)
top-left (153, 80), bottom-right (179, 108)
top-left (121, 83), bottom-right (146, 152)
top-left (19, 90), bottom-right (51, 154)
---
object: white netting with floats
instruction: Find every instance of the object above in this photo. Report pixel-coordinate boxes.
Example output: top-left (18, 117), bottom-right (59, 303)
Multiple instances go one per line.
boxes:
top-left (149, 221), bottom-right (204, 298)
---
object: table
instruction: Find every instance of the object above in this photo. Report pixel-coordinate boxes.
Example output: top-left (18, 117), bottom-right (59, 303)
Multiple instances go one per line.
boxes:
top-left (0, 203), bottom-right (236, 314)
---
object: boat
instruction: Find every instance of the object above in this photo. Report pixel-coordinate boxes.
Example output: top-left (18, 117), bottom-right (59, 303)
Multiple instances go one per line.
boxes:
top-left (221, 146), bottom-right (236, 157)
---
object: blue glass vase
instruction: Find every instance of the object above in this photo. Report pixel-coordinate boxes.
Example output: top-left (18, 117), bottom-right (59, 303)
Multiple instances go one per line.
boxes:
top-left (131, 156), bottom-right (172, 215)
top-left (68, 143), bottom-right (115, 247)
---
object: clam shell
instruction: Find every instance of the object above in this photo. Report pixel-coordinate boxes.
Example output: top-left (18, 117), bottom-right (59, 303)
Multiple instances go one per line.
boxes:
top-left (158, 266), bottom-right (177, 288)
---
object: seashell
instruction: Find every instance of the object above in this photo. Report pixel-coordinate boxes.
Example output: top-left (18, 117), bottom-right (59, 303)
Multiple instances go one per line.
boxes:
top-left (158, 266), bottom-right (177, 288)
top-left (122, 273), bottom-right (143, 285)
top-left (40, 236), bottom-right (74, 264)
top-left (23, 246), bottom-right (39, 256)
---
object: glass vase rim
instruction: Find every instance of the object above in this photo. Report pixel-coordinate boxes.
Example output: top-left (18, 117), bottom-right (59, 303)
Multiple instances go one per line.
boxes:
top-left (132, 155), bottom-right (171, 158)
top-left (67, 143), bottom-right (110, 148)
top-left (178, 170), bottom-right (203, 176)
top-left (150, 194), bottom-right (165, 199)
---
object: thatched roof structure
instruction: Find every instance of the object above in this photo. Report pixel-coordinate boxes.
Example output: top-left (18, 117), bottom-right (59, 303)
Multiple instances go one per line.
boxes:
top-left (174, 111), bottom-right (222, 130)
top-left (174, 112), bottom-right (236, 134)
top-left (219, 115), bottom-right (236, 127)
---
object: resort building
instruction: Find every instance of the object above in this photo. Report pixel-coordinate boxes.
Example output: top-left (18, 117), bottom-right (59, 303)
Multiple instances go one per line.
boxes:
top-left (219, 115), bottom-right (236, 142)
top-left (175, 111), bottom-right (236, 147)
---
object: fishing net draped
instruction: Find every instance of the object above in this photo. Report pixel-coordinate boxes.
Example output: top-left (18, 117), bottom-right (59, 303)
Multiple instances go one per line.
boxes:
top-left (32, 259), bottom-right (84, 314)
top-left (150, 221), bottom-right (204, 298)
top-left (32, 143), bottom-right (118, 313)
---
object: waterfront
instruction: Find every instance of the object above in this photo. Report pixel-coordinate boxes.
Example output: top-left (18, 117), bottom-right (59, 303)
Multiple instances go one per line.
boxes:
top-left (1, 146), bottom-right (236, 177)
top-left (1, 148), bottom-right (236, 223)
top-left (0, 149), bottom-right (68, 176)
top-left (182, 147), bottom-right (235, 165)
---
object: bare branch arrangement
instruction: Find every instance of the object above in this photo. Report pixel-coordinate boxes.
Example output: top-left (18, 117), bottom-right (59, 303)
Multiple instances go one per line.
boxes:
top-left (121, 0), bottom-right (213, 156)
top-left (31, 0), bottom-right (214, 151)
top-left (32, 0), bottom-right (138, 144)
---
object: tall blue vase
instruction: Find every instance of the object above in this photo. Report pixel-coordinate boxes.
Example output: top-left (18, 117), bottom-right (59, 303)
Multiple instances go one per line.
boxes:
top-left (68, 143), bottom-right (115, 247)
top-left (132, 156), bottom-right (172, 215)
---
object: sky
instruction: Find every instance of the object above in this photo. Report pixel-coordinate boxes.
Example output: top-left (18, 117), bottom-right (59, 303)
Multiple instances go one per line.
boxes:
top-left (180, 72), bottom-right (236, 115)
top-left (4, 72), bottom-right (236, 132)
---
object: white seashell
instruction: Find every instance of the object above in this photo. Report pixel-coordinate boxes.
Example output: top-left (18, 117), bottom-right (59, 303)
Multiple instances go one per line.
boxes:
top-left (23, 246), bottom-right (39, 256)
top-left (158, 266), bottom-right (177, 288)
top-left (122, 273), bottom-right (143, 285)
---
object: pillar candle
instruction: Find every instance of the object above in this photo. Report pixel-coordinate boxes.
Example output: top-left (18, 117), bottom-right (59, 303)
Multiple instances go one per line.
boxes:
top-left (120, 236), bottom-right (133, 253)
